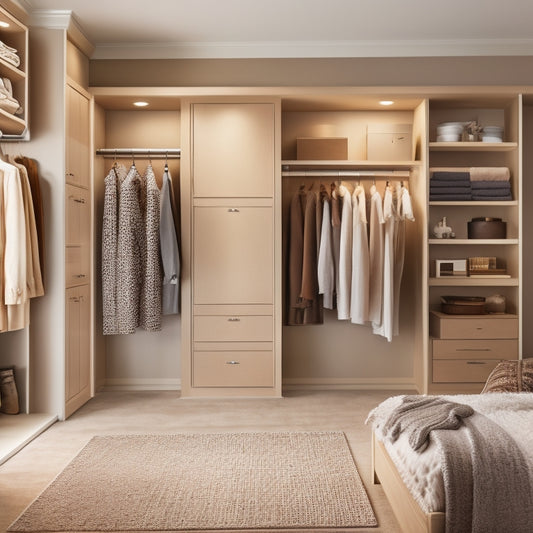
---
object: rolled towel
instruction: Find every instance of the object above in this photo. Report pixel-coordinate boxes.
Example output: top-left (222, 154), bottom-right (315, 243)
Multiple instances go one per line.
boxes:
top-left (431, 171), bottom-right (471, 181)
top-left (471, 180), bottom-right (511, 190)
top-left (430, 179), bottom-right (472, 188)
top-left (470, 167), bottom-right (510, 181)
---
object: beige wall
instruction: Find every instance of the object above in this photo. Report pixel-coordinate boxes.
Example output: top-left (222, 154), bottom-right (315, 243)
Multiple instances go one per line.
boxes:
top-left (90, 56), bottom-right (533, 88)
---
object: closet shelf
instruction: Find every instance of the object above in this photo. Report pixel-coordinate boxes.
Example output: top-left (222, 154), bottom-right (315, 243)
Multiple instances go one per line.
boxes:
top-left (429, 277), bottom-right (518, 287)
top-left (429, 200), bottom-right (517, 206)
top-left (282, 159), bottom-right (420, 171)
top-left (429, 238), bottom-right (518, 245)
top-left (429, 141), bottom-right (517, 152)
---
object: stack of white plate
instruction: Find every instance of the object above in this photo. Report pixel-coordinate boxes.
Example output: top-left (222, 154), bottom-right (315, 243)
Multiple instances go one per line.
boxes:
top-left (481, 125), bottom-right (504, 143)
top-left (436, 122), bottom-right (464, 142)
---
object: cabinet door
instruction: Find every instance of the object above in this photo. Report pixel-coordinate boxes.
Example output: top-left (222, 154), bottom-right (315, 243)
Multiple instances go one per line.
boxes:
top-left (65, 284), bottom-right (91, 417)
top-left (193, 206), bottom-right (273, 304)
top-left (66, 84), bottom-right (90, 189)
top-left (66, 184), bottom-right (90, 247)
top-left (192, 102), bottom-right (275, 198)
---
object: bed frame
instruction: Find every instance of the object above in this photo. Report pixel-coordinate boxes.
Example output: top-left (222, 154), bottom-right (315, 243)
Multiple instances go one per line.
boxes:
top-left (371, 432), bottom-right (445, 533)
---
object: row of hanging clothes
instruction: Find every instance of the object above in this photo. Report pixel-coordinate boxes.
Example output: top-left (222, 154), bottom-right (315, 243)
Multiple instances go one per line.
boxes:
top-left (0, 153), bottom-right (45, 333)
top-left (286, 177), bottom-right (414, 342)
top-left (101, 153), bottom-right (181, 335)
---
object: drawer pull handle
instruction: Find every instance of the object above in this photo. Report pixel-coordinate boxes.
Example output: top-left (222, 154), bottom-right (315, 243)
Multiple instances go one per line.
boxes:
top-left (75, 274), bottom-right (87, 278)
top-left (226, 360), bottom-right (240, 365)
top-left (475, 327), bottom-right (484, 330)
top-left (74, 197), bottom-right (86, 204)
top-left (228, 208), bottom-right (240, 213)
top-left (228, 317), bottom-right (241, 322)
top-left (457, 348), bottom-right (491, 352)
top-left (69, 297), bottom-right (80, 303)
top-left (466, 361), bottom-right (487, 365)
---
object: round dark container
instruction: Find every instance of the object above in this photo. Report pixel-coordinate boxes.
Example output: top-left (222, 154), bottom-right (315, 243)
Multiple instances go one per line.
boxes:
top-left (467, 217), bottom-right (506, 239)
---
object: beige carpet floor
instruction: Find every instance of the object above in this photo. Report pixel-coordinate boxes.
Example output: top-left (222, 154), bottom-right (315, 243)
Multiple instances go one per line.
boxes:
top-left (8, 431), bottom-right (377, 531)
top-left (0, 389), bottom-right (410, 532)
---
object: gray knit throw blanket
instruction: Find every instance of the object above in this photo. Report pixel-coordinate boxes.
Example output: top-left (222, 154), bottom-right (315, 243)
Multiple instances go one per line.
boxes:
top-left (381, 395), bottom-right (474, 452)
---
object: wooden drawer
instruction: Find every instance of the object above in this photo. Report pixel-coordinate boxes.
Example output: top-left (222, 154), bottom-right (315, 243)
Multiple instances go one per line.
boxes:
top-left (66, 245), bottom-right (90, 287)
top-left (433, 359), bottom-right (500, 383)
top-left (193, 351), bottom-right (274, 388)
top-left (66, 185), bottom-right (90, 247)
top-left (429, 311), bottom-right (518, 339)
top-left (194, 315), bottom-right (272, 342)
top-left (432, 339), bottom-right (518, 360)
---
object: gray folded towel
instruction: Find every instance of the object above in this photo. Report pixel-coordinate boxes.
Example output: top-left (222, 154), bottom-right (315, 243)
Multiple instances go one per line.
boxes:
top-left (472, 188), bottom-right (512, 196)
top-left (430, 179), bottom-right (472, 188)
top-left (472, 194), bottom-right (512, 201)
top-left (430, 187), bottom-right (473, 195)
top-left (431, 171), bottom-right (471, 181)
top-left (471, 180), bottom-right (511, 190)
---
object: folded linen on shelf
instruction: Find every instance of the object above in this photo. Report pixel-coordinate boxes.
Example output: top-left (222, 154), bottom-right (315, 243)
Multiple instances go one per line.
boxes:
top-left (429, 193), bottom-right (473, 201)
top-left (472, 189), bottom-right (512, 197)
top-left (470, 180), bottom-right (511, 190)
top-left (469, 167), bottom-right (510, 181)
top-left (0, 41), bottom-right (20, 68)
top-left (430, 171), bottom-right (471, 181)
top-left (430, 186), bottom-right (473, 195)
top-left (472, 194), bottom-right (512, 201)
top-left (430, 179), bottom-right (471, 188)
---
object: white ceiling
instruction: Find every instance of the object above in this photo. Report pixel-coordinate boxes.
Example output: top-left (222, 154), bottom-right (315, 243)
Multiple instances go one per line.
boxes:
top-left (21, 0), bottom-right (533, 59)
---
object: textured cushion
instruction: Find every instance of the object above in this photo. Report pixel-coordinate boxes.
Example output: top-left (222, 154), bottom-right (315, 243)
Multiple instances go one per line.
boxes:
top-left (481, 359), bottom-right (533, 393)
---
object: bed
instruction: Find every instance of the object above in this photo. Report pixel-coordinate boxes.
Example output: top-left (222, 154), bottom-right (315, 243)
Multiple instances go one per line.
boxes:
top-left (368, 386), bottom-right (533, 533)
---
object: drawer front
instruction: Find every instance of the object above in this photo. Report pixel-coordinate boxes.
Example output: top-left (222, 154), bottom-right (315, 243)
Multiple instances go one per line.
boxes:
top-left (432, 317), bottom-right (518, 339)
top-left (193, 351), bottom-right (274, 388)
top-left (66, 246), bottom-right (90, 287)
top-left (194, 315), bottom-right (273, 342)
top-left (432, 339), bottom-right (518, 360)
top-left (433, 359), bottom-right (500, 383)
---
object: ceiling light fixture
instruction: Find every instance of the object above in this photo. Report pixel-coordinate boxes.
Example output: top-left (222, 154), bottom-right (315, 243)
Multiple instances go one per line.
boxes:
top-left (0, 21), bottom-right (10, 28)
top-left (379, 100), bottom-right (394, 106)
top-left (133, 101), bottom-right (149, 107)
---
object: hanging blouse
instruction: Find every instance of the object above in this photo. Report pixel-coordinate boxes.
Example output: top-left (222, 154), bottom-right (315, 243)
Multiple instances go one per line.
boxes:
top-left (116, 165), bottom-right (145, 334)
top-left (336, 183), bottom-right (353, 320)
top-left (317, 192), bottom-right (335, 310)
top-left (160, 165), bottom-right (180, 316)
top-left (102, 163), bottom-right (127, 335)
top-left (350, 184), bottom-right (369, 325)
top-left (140, 165), bottom-right (162, 332)
top-left (368, 184), bottom-right (385, 328)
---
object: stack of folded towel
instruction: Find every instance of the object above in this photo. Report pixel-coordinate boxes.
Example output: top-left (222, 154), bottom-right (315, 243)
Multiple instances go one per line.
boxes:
top-left (0, 40), bottom-right (20, 68)
top-left (470, 167), bottom-right (512, 201)
top-left (430, 171), bottom-right (472, 201)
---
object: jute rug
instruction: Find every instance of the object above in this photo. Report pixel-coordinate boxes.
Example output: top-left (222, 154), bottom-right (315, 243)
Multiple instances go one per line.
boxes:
top-left (9, 431), bottom-right (377, 531)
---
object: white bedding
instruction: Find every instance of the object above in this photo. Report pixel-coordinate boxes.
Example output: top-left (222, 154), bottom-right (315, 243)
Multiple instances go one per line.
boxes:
top-left (367, 392), bottom-right (533, 513)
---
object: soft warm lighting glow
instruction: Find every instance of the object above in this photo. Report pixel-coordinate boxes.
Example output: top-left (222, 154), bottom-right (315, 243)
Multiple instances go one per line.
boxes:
top-left (133, 101), bottom-right (149, 107)
top-left (0, 21), bottom-right (10, 28)
top-left (379, 100), bottom-right (394, 106)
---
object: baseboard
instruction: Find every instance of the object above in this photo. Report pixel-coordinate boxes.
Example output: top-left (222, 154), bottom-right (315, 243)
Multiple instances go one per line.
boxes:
top-left (282, 377), bottom-right (419, 391)
top-left (101, 378), bottom-right (181, 391)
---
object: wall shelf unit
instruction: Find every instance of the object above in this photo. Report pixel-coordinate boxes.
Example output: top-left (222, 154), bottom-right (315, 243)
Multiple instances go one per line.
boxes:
top-left (429, 142), bottom-right (517, 151)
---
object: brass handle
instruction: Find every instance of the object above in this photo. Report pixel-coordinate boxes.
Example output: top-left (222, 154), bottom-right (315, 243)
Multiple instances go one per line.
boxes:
top-left (75, 274), bottom-right (86, 278)
top-left (228, 317), bottom-right (241, 322)
top-left (457, 348), bottom-right (491, 352)
top-left (69, 297), bottom-right (80, 303)
top-left (228, 208), bottom-right (240, 213)
top-left (74, 198), bottom-right (86, 204)
top-left (226, 361), bottom-right (240, 365)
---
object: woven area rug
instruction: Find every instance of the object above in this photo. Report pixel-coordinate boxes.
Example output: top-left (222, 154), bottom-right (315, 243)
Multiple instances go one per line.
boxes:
top-left (9, 431), bottom-right (377, 531)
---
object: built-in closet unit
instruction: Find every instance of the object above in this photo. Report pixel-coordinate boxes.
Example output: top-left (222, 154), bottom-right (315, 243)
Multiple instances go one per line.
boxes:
top-left (426, 94), bottom-right (522, 393)
top-left (0, 11), bottom-right (94, 464)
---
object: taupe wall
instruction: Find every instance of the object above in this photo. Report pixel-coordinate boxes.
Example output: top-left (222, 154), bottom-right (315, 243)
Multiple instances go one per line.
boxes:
top-left (90, 56), bottom-right (533, 88)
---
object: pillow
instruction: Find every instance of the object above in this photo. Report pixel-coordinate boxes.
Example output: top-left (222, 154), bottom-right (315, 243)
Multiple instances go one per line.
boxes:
top-left (481, 359), bottom-right (533, 393)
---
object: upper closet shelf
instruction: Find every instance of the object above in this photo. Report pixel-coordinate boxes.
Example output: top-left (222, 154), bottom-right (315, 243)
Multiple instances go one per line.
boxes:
top-left (429, 142), bottom-right (517, 151)
top-left (282, 160), bottom-right (420, 171)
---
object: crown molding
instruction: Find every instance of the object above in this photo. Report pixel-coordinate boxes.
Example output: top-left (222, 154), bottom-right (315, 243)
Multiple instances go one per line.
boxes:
top-left (91, 38), bottom-right (533, 60)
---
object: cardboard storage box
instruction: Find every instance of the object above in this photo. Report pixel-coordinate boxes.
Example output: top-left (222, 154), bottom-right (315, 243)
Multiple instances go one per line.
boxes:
top-left (367, 124), bottom-right (412, 161)
top-left (296, 137), bottom-right (348, 160)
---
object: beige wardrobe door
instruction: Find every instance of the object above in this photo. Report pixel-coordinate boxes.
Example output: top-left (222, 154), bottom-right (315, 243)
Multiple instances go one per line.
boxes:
top-left (193, 205), bottom-right (274, 305)
top-left (192, 102), bottom-right (275, 198)
top-left (65, 284), bottom-right (91, 418)
top-left (66, 83), bottom-right (91, 189)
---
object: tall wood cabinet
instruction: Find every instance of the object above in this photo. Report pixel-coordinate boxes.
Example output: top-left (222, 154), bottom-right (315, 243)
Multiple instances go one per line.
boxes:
top-left (64, 79), bottom-right (92, 417)
top-left (181, 99), bottom-right (282, 397)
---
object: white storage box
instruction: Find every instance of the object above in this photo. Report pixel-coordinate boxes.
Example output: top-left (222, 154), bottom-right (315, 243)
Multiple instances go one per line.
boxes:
top-left (367, 124), bottom-right (412, 161)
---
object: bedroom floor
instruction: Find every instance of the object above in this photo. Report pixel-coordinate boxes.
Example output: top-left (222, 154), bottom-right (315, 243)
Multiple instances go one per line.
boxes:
top-left (0, 389), bottom-right (411, 532)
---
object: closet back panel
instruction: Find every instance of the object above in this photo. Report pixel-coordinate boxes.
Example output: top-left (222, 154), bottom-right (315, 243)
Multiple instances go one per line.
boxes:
top-left (98, 110), bottom-right (181, 387)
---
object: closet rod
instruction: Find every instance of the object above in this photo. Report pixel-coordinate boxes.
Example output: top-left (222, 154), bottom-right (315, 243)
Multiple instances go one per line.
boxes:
top-left (95, 148), bottom-right (181, 159)
top-left (281, 170), bottom-right (410, 179)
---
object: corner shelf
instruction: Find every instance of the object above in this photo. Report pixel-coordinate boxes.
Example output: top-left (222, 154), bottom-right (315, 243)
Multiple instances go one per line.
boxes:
top-left (428, 238), bottom-right (518, 245)
top-left (429, 277), bottom-right (518, 287)
top-left (429, 200), bottom-right (517, 206)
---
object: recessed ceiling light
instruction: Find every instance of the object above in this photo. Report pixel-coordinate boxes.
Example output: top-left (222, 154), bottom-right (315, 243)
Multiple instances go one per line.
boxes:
top-left (0, 21), bottom-right (10, 28)
top-left (133, 101), bottom-right (149, 107)
top-left (379, 100), bottom-right (394, 106)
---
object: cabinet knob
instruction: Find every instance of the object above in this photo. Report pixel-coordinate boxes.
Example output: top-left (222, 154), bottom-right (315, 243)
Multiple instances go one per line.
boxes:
top-left (226, 360), bottom-right (240, 365)
top-left (227, 317), bottom-right (241, 322)
top-left (66, 172), bottom-right (75, 177)
top-left (228, 208), bottom-right (240, 213)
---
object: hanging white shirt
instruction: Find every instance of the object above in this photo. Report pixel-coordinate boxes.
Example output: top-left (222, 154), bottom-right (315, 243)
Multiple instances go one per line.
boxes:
top-left (350, 184), bottom-right (369, 325)
top-left (336, 183), bottom-right (352, 320)
top-left (368, 184), bottom-right (385, 328)
top-left (373, 185), bottom-right (395, 341)
top-left (317, 195), bottom-right (335, 309)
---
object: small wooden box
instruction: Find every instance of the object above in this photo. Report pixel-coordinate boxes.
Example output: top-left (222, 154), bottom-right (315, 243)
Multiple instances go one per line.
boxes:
top-left (296, 137), bottom-right (348, 160)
